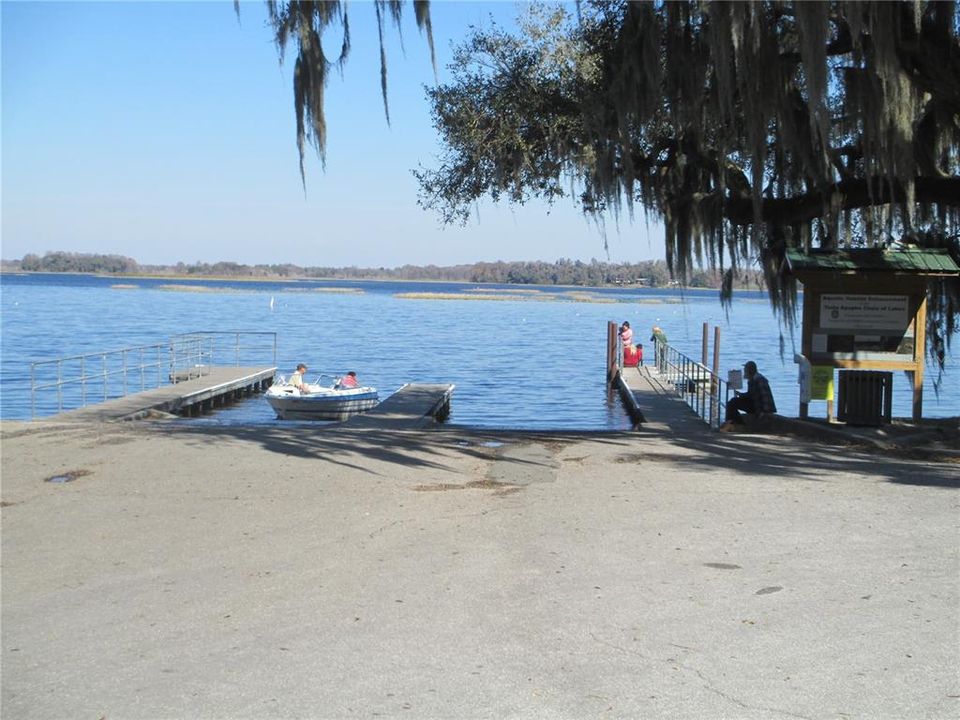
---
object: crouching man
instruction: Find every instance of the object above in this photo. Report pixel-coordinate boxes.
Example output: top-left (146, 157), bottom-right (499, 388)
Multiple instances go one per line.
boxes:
top-left (722, 361), bottom-right (776, 430)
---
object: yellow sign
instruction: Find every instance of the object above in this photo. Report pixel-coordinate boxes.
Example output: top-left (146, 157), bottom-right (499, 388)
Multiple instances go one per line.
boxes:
top-left (811, 366), bottom-right (834, 400)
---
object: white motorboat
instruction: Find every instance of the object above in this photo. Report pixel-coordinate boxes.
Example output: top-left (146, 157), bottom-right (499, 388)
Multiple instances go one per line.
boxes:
top-left (265, 380), bottom-right (379, 421)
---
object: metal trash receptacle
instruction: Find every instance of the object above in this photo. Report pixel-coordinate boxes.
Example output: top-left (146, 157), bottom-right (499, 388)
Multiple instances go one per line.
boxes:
top-left (837, 370), bottom-right (893, 426)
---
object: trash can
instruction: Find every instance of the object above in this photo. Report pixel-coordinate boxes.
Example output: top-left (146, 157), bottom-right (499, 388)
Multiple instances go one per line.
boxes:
top-left (837, 370), bottom-right (893, 426)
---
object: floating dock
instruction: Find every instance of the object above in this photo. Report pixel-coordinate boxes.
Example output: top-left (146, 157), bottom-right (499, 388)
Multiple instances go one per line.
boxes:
top-left (47, 376), bottom-right (454, 429)
top-left (49, 366), bottom-right (276, 422)
top-left (343, 383), bottom-right (455, 429)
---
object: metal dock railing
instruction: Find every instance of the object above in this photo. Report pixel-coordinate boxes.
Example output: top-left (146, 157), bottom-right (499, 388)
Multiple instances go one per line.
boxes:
top-left (30, 331), bottom-right (277, 419)
top-left (607, 320), bottom-right (732, 430)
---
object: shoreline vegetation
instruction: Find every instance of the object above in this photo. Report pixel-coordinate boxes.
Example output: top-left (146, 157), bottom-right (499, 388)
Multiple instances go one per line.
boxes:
top-left (1, 251), bottom-right (766, 291)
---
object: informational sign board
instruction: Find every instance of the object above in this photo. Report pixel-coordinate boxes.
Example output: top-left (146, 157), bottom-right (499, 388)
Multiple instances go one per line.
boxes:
top-left (819, 294), bottom-right (909, 330)
top-left (811, 366), bottom-right (834, 400)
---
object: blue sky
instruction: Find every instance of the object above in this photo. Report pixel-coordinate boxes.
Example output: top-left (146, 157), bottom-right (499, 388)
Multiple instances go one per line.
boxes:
top-left (2, 1), bottom-right (664, 267)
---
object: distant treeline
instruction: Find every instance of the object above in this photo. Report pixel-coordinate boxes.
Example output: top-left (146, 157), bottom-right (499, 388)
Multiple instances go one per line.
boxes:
top-left (3, 251), bottom-right (764, 289)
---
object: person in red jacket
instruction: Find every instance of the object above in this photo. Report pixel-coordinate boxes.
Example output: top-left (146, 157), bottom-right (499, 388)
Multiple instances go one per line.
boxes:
top-left (336, 371), bottom-right (359, 389)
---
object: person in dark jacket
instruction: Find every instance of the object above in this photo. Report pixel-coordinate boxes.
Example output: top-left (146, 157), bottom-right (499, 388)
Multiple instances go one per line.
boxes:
top-left (723, 360), bottom-right (776, 427)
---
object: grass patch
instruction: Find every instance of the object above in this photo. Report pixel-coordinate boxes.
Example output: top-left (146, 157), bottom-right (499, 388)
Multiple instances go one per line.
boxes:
top-left (463, 287), bottom-right (544, 294)
top-left (281, 287), bottom-right (365, 294)
top-left (156, 284), bottom-right (251, 294)
top-left (563, 291), bottom-right (618, 304)
top-left (395, 292), bottom-right (557, 302)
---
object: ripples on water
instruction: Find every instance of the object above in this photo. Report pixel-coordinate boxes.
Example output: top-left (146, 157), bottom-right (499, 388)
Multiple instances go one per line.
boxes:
top-left (1, 273), bottom-right (956, 428)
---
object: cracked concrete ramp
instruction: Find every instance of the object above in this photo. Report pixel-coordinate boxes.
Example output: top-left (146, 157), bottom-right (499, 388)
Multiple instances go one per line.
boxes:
top-left (487, 442), bottom-right (558, 486)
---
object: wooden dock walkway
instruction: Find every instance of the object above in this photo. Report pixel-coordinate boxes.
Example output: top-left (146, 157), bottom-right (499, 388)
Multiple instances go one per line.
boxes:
top-left (343, 383), bottom-right (455, 429)
top-left (49, 366), bottom-right (276, 422)
top-left (616, 365), bottom-right (716, 433)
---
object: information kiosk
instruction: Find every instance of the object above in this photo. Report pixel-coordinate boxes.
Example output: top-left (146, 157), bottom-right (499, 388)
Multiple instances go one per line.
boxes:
top-left (786, 248), bottom-right (959, 424)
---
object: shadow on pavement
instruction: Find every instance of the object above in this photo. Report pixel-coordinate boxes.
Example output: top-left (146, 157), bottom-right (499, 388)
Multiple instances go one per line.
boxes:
top-left (646, 431), bottom-right (960, 489)
top-left (159, 422), bottom-right (638, 478)
top-left (152, 416), bottom-right (959, 490)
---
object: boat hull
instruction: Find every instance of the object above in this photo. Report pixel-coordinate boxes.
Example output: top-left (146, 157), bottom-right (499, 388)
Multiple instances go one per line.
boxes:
top-left (265, 385), bottom-right (379, 421)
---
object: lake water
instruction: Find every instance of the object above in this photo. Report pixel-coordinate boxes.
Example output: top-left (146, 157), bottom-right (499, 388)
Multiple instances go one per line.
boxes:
top-left (1, 272), bottom-right (957, 428)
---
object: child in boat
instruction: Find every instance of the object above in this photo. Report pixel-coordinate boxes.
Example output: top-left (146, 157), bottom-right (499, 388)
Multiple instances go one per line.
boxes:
top-left (336, 371), bottom-right (359, 389)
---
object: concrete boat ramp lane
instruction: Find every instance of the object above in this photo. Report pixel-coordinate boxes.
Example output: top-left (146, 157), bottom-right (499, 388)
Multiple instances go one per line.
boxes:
top-left (1, 370), bottom-right (958, 718)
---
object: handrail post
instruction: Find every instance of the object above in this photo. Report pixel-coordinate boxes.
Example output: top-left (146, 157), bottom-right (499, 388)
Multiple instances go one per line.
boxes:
top-left (711, 326), bottom-right (721, 428)
top-left (102, 353), bottom-right (107, 402)
top-left (606, 321), bottom-right (619, 385)
top-left (702, 322), bottom-right (709, 367)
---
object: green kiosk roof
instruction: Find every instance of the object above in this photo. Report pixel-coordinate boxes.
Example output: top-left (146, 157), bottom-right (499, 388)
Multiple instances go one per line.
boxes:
top-left (785, 247), bottom-right (960, 275)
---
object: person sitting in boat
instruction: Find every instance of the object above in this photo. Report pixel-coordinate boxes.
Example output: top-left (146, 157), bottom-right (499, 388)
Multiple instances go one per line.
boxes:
top-left (289, 363), bottom-right (310, 394)
top-left (336, 371), bottom-right (359, 389)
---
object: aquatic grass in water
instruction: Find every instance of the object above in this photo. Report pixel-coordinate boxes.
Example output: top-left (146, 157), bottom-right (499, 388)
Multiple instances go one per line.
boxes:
top-left (281, 287), bottom-right (365, 294)
top-left (397, 291), bottom-right (620, 304)
top-left (394, 292), bottom-right (558, 302)
top-left (156, 284), bottom-right (257, 294)
top-left (564, 291), bottom-right (618, 303)
top-left (463, 287), bottom-right (544, 294)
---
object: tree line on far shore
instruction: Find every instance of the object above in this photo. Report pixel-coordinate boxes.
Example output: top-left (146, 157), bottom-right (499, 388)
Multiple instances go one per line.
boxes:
top-left (2, 251), bottom-right (765, 289)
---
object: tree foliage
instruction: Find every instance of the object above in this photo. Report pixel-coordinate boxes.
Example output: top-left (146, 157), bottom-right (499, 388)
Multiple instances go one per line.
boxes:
top-left (18, 252), bottom-right (140, 274)
top-left (416, 0), bottom-right (960, 361)
top-left (10, 252), bottom-right (754, 289)
top-left (248, 0), bottom-right (435, 181)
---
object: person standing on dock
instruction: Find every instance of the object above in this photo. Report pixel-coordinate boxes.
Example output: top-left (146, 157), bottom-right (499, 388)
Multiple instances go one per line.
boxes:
top-left (650, 326), bottom-right (668, 370)
top-left (290, 363), bottom-right (310, 394)
top-left (620, 321), bottom-right (640, 366)
top-left (722, 360), bottom-right (776, 429)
